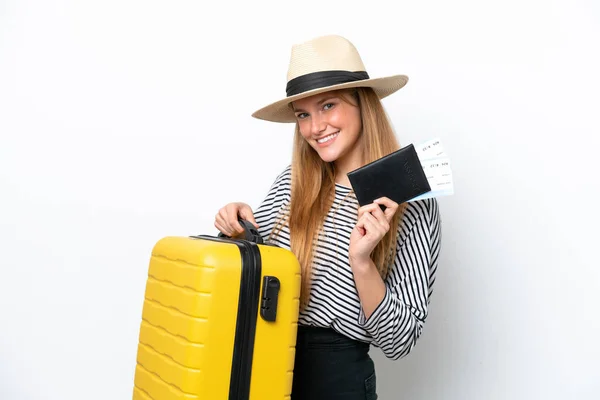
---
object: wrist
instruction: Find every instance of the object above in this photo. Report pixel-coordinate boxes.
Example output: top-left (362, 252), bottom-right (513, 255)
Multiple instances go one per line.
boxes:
top-left (349, 255), bottom-right (374, 272)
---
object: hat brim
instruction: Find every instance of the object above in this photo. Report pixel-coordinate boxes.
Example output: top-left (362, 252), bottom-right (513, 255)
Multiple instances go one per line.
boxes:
top-left (251, 74), bottom-right (409, 123)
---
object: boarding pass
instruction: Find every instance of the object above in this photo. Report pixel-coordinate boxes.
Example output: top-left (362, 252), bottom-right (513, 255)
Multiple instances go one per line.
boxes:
top-left (409, 137), bottom-right (454, 202)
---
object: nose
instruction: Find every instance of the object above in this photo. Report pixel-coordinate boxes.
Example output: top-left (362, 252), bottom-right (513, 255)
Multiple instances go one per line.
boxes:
top-left (310, 114), bottom-right (326, 136)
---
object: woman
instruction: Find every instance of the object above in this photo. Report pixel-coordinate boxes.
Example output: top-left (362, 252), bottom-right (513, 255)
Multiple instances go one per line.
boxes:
top-left (214, 35), bottom-right (442, 400)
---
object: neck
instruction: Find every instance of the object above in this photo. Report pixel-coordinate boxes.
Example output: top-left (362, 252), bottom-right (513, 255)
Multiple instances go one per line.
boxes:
top-left (334, 143), bottom-right (364, 187)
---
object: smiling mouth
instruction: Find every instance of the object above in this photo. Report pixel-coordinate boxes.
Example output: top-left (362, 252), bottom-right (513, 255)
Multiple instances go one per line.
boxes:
top-left (317, 131), bottom-right (339, 144)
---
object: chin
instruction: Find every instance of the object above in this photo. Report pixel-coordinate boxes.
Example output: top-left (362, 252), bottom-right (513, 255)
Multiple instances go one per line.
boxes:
top-left (315, 150), bottom-right (340, 163)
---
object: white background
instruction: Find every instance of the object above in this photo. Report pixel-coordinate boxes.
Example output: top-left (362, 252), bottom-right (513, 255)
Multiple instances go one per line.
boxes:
top-left (1, 0), bottom-right (599, 399)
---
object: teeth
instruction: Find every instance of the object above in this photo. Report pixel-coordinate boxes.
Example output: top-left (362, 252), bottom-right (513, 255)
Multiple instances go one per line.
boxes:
top-left (317, 132), bottom-right (339, 144)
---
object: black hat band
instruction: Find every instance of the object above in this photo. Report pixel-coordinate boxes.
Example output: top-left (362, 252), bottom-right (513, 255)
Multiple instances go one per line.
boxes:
top-left (285, 70), bottom-right (370, 97)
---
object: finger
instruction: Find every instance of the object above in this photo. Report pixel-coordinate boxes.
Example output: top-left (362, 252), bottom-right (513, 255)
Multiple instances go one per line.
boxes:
top-left (226, 205), bottom-right (245, 233)
top-left (358, 203), bottom-right (381, 220)
top-left (361, 214), bottom-right (379, 239)
top-left (219, 209), bottom-right (235, 234)
top-left (359, 203), bottom-right (381, 213)
top-left (239, 206), bottom-right (259, 229)
top-left (359, 203), bottom-right (390, 232)
top-left (374, 196), bottom-right (399, 211)
top-left (363, 212), bottom-right (388, 237)
top-left (216, 212), bottom-right (237, 236)
top-left (354, 217), bottom-right (366, 236)
top-left (369, 203), bottom-right (387, 224)
top-left (215, 220), bottom-right (230, 236)
top-left (374, 197), bottom-right (399, 221)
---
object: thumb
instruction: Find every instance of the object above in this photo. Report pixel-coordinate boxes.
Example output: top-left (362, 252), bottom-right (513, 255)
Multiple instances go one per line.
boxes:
top-left (239, 206), bottom-right (259, 229)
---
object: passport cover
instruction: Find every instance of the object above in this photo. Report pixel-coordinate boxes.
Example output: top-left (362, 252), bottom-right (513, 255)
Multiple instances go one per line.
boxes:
top-left (347, 143), bottom-right (431, 207)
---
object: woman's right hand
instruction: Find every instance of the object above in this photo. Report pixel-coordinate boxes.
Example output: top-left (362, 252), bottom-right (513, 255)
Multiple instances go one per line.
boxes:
top-left (214, 202), bottom-right (259, 237)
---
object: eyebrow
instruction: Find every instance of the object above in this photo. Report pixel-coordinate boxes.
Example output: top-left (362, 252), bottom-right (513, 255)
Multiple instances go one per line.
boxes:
top-left (293, 96), bottom-right (338, 113)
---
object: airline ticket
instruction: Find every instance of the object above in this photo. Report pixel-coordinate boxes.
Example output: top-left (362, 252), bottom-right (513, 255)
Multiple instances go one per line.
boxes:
top-left (409, 137), bottom-right (454, 202)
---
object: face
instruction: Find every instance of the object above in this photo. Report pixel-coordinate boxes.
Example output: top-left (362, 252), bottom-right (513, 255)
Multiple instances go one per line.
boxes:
top-left (292, 90), bottom-right (363, 166)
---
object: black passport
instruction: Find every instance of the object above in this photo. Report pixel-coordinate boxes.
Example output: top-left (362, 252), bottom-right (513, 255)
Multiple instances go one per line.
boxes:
top-left (347, 143), bottom-right (431, 207)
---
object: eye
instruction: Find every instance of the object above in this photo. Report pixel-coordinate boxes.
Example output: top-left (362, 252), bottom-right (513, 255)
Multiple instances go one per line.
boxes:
top-left (323, 103), bottom-right (334, 110)
top-left (296, 112), bottom-right (309, 119)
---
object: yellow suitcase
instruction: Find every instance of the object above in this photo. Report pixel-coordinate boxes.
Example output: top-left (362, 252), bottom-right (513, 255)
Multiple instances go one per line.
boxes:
top-left (132, 220), bottom-right (302, 400)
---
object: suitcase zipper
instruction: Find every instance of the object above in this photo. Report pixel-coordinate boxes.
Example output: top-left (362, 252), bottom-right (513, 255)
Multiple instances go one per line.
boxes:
top-left (190, 235), bottom-right (261, 400)
top-left (231, 240), bottom-right (261, 400)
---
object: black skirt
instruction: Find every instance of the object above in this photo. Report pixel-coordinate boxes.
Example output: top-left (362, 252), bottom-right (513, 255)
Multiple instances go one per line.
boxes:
top-left (291, 325), bottom-right (378, 400)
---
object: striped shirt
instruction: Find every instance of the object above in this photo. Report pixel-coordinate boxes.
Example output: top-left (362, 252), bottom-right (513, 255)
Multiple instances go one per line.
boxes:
top-left (254, 165), bottom-right (441, 360)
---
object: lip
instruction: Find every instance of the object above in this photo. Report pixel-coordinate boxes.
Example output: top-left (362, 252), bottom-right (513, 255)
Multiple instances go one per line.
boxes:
top-left (315, 131), bottom-right (339, 147)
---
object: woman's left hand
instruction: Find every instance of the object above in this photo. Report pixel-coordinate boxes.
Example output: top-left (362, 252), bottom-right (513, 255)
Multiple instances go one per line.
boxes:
top-left (349, 197), bottom-right (399, 266)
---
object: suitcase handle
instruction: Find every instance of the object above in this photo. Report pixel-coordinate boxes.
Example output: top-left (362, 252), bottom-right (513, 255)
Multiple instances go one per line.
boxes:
top-left (218, 219), bottom-right (264, 244)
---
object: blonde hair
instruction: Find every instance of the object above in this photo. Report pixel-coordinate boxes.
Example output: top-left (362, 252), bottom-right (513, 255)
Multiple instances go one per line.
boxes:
top-left (269, 87), bottom-right (406, 309)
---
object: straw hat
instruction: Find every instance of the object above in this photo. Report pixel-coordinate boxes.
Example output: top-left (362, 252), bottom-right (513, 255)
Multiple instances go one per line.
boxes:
top-left (251, 34), bottom-right (408, 123)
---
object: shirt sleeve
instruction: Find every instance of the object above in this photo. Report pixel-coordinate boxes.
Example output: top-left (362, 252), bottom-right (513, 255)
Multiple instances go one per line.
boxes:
top-left (357, 198), bottom-right (442, 360)
top-left (253, 165), bottom-right (292, 243)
